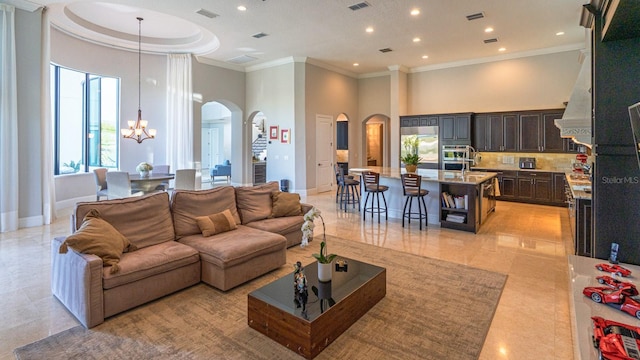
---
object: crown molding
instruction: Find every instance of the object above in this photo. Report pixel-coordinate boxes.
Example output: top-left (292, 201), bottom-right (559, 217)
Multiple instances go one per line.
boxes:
top-left (409, 43), bottom-right (585, 73)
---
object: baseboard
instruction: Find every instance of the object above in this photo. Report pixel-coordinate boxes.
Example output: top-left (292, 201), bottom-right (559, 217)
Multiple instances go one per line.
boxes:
top-left (55, 195), bottom-right (95, 216)
top-left (19, 215), bottom-right (44, 228)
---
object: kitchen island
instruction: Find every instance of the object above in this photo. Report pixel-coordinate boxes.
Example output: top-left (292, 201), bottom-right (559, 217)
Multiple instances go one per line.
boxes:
top-left (349, 166), bottom-right (498, 233)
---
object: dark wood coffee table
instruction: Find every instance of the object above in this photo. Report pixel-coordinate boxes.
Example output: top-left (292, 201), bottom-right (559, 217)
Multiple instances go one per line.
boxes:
top-left (248, 258), bottom-right (386, 359)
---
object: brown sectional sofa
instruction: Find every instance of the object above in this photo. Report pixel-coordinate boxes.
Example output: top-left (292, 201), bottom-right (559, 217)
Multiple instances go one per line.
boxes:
top-left (51, 181), bottom-right (310, 328)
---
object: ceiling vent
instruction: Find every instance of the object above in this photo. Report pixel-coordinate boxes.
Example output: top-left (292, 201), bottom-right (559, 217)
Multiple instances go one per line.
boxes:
top-left (196, 8), bottom-right (219, 19)
top-left (227, 55), bottom-right (258, 64)
top-left (349, 2), bottom-right (371, 11)
top-left (466, 12), bottom-right (485, 21)
top-left (483, 38), bottom-right (498, 44)
top-left (379, 48), bottom-right (392, 53)
top-left (252, 32), bottom-right (268, 39)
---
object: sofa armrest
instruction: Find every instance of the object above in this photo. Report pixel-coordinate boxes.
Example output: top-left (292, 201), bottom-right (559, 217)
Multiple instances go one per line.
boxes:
top-left (51, 236), bottom-right (105, 328)
top-left (301, 203), bottom-right (314, 215)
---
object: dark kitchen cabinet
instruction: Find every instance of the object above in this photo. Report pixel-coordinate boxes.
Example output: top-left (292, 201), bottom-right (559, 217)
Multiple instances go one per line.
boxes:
top-left (400, 116), bottom-right (438, 127)
top-left (336, 121), bottom-right (348, 150)
top-left (474, 113), bottom-right (518, 151)
top-left (499, 171), bottom-right (518, 200)
top-left (552, 173), bottom-right (568, 204)
top-left (517, 171), bottom-right (552, 202)
top-left (518, 110), bottom-right (565, 152)
top-left (440, 114), bottom-right (472, 144)
top-left (575, 198), bottom-right (593, 257)
top-left (474, 115), bottom-right (489, 151)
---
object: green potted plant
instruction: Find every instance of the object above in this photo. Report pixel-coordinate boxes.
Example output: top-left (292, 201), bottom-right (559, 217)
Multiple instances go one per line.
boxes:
top-left (400, 135), bottom-right (421, 173)
top-left (301, 207), bottom-right (337, 282)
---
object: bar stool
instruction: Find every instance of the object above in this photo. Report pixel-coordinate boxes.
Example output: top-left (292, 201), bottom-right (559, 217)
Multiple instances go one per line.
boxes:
top-left (336, 167), bottom-right (360, 212)
top-left (401, 173), bottom-right (429, 229)
top-left (362, 171), bottom-right (388, 223)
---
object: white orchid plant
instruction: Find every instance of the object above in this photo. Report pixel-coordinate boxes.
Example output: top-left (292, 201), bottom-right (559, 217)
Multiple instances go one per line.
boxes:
top-left (136, 162), bottom-right (153, 172)
top-left (301, 207), bottom-right (337, 264)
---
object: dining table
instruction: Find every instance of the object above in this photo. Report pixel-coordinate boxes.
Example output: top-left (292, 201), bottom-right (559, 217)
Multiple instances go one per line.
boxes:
top-left (129, 173), bottom-right (175, 193)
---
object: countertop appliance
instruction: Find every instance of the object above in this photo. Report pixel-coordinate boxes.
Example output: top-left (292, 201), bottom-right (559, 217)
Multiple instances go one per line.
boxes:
top-left (519, 157), bottom-right (536, 169)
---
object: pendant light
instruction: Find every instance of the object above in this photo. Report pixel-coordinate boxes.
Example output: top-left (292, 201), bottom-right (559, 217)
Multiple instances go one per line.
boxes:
top-left (120, 17), bottom-right (156, 143)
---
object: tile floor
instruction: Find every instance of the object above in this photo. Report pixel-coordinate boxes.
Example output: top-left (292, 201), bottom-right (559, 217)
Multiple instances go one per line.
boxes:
top-left (0, 190), bottom-right (574, 359)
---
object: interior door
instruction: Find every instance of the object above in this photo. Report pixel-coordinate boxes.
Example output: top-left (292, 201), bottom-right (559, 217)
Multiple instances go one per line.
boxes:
top-left (316, 115), bottom-right (333, 193)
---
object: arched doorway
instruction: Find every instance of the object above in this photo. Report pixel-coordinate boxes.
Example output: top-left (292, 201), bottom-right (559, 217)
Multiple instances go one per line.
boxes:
top-left (362, 114), bottom-right (390, 168)
top-left (200, 100), bottom-right (243, 188)
top-left (336, 113), bottom-right (349, 176)
top-left (247, 111), bottom-right (268, 185)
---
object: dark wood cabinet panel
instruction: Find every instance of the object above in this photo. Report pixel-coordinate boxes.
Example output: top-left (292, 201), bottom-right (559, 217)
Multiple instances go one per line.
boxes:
top-left (517, 171), bottom-right (552, 202)
top-left (552, 173), bottom-right (567, 204)
top-left (440, 114), bottom-right (472, 145)
top-left (502, 115), bottom-right (519, 152)
top-left (474, 115), bottom-right (489, 151)
top-left (499, 173), bottom-right (518, 199)
top-left (518, 114), bottom-right (542, 152)
top-left (542, 112), bottom-right (565, 152)
top-left (576, 199), bottom-right (593, 257)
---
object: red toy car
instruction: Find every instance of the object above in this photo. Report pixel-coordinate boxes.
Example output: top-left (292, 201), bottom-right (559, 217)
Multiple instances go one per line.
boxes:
top-left (596, 263), bottom-right (633, 277)
top-left (592, 316), bottom-right (640, 360)
top-left (583, 286), bottom-right (640, 320)
top-left (598, 275), bottom-right (636, 289)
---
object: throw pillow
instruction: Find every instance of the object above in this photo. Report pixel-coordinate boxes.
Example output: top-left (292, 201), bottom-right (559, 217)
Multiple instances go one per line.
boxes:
top-left (271, 191), bottom-right (303, 218)
top-left (58, 209), bottom-right (134, 274)
top-left (195, 209), bottom-right (238, 237)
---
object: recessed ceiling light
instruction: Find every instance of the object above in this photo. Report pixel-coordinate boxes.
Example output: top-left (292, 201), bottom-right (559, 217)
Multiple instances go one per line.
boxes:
top-left (556, 31), bottom-right (565, 36)
top-left (366, 26), bottom-right (374, 33)
top-left (413, 37), bottom-right (421, 43)
top-left (237, 5), bottom-right (247, 11)
top-left (411, 9), bottom-right (420, 16)
top-left (422, 55), bottom-right (429, 59)
top-left (353, 63), bottom-right (359, 67)
top-left (485, 27), bottom-right (494, 33)
top-left (498, 47), bottom-right (506, 52)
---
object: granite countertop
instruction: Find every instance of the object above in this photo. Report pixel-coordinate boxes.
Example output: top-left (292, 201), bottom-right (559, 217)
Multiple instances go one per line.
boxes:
top-left (565, 173), bottom-right (592, 200)
top-left (349, 166), bottom-right (497, 185)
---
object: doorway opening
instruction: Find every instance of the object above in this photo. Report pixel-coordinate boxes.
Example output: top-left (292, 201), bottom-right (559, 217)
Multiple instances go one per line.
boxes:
top-left (248, 111), bottom-right (267, 185)
top-left (201, 101), bottom-right (232, 186)
top-left (336, 113), bottom-right (349, 176)
top-left (363, 115), bottom-right (390, 167)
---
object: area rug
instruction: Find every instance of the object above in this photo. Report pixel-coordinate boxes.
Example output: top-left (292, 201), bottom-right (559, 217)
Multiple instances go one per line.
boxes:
top-left (14, 236), bottom-right (507, 360)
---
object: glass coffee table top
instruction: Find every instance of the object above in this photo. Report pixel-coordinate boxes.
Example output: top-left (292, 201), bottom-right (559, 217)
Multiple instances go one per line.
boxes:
top-left (249, 257), bottom-right (385, 322)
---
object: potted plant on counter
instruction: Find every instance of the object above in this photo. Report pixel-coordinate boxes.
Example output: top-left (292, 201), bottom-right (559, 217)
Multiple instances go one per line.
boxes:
top-left (401, 135), bottom-right (421, 173)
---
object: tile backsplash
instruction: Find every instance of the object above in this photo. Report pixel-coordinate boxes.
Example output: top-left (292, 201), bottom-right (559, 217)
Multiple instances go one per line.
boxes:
top-left (476, 152), bottom-right (593, 172)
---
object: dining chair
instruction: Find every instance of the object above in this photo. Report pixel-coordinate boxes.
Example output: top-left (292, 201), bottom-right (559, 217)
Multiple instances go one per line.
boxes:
top-left (174, 169), bottom-right (196, 190)
top-left (106, 172), bottom-right (143, 199)
top-left (93, 168), bottom-right (108, 201)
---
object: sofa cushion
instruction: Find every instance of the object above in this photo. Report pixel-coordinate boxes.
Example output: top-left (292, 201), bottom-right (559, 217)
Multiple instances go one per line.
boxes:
top-left (102, 241), bottom-right (200, 290)
top-left (59, 209), bottom-right (132, 274)
top-left (171, 186), bottom-right (241, 238)
top-left (73, 192), bottom-right (175, 249)
top-left (235, 181), bottom-right (279, 224)
top-left (244, 215), bottom-right (305, 237)
top-left (195, 209), bottom-right (237, 237)
top-left (271, 191), bottom-right (303, 218)
top-left (178, 225), bottom-right (286, 269)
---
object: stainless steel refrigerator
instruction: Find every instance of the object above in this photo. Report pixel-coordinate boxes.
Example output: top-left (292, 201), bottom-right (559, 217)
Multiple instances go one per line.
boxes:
top-left (400, 126), bottom-right (439, 169)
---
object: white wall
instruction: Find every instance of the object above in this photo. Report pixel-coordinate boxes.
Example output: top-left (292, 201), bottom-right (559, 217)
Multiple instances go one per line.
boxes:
top-left (304, 63), bottom-right (359, 191)
top-left (246, 62), bottom-right (296, 189)
top-left (407, 50), bottom-right (582, 114)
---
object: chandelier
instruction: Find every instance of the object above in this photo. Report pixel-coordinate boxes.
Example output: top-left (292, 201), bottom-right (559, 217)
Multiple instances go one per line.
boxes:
top-left (121, 17), bottom-right (156, 143)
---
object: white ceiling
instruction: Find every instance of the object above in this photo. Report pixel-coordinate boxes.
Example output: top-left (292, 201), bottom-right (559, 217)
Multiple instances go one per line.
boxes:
top-left (23, 0), bottom-right (588, 75)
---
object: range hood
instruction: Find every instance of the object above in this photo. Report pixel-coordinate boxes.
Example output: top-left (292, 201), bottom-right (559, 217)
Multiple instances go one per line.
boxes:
top-left (554, 51), bottom-right (592, 148)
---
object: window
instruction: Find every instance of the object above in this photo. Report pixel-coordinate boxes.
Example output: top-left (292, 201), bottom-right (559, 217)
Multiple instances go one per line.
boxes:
top-left (50, 64), bottom-right (120, 175)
